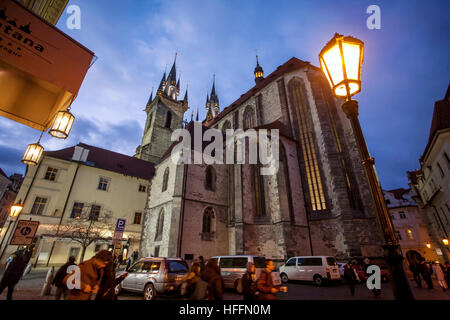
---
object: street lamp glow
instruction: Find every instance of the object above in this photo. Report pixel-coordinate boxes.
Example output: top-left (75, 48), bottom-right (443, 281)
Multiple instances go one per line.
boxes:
top-left (319, 33), bottom-right (364, 99)
top-left (22, 141), bottom-right (44, 166)
top-left (48, 109), bottom-right (75, 139)
top-left (10, 201), bottom-right (23, 218)
top-left (443, 238), bottom-right (449, 246)
top-left (425, 242), bottom-right (431, 249)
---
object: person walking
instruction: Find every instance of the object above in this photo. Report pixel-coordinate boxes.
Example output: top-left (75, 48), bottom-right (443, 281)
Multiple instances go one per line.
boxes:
top-left (181, 262), bottom-right (202, 298)
top-left (344, 262), bottom-right (357, 296)
top-left (0, 251), bottom-right (27, 300)
top-left (432, 261), bottom-right (448, 292)
top-left (95, 259), bottom-right (128, 300)
top-left (409, 262), bottom-right (422, 288)
top-left (257, 259), bottom-right (282, 300)
top-left (199, 259), bottom-right (223, 300)
top-left (420, 260), bottom-right (434, 289)
top-left (52, 256), bottom-right (76, 300)
top-left (241, 261), bottom-right (258, 300)
top-left (64, 250), bottom-right (112, 300)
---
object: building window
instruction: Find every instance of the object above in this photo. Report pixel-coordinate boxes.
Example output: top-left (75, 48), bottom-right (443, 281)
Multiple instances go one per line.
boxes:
top-left (134, 212), bottom-right (142, 225)
top-left (385, 199), bottom-right (391, 205)
top-left (94, 244), bottom-right (103, 252)
top-left (406, 229), bottom-right (414, 240)
top-left (162, 168), bottom-right (169, 192)
top-left (139, 185), bottom-right (147, 192)
top-left (70, 202), bottom-right (84, 219)
top-left (201, 207), bottom-right (215, 241)
top-left (391, 213), bottom-right (396, 220)
top-left (44, 167), bottom-right (58, 181)
top-left (288, 79), bottom-right (326, 211)
top-left (396, 230), bottom-right (402, 240)
top-left (205, 166), bottom-right (216, 191)
top-left (89, 205), bottom-right (101, 221)
top-left (165, 111), bottom-right (172, 129)
top-left (243, 106), bottom-right (255, 130)
top-left (31, 197), bottom-right (47, 215)
top-left (154, 209), bottom-right (164, 241)
top-left (399, 212), bottom-right (406, 219)
top-left (221, 120), bottom-right (231, 134)
top-left (437, 162), bottom-right (445, 177)
top-left (98, 177), bottom-right (109, 191)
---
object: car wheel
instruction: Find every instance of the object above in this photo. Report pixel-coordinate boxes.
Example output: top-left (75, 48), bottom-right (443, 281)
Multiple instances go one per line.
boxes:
top-left (281, 273), bottom-right (289, 284)
top-left (313, 275), bottom-right (323, 286)
top-left (114, 283), bottom-right (122, 296)
top-left (144, 283), bottom-right (156, 300)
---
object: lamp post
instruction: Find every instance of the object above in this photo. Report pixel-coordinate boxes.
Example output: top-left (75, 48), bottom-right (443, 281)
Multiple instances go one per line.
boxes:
top-left (319, 33), bottom-right (414, 300)
top-left (0, 200), bottom-right (24, 258)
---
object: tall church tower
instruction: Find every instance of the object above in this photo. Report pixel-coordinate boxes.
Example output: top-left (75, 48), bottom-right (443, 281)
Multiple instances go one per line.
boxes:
top-left (136, 55), bottom-right (189, 163)
top-left (205, 76), bottom-right (220, 122)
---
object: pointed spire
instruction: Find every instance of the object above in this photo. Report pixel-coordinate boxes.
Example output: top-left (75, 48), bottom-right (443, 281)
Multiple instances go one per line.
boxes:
top-left (183, 86), bottom-right (188, 107)
top-left (254, 54), bottom-right (264, 84)
top-left (157, 72), bottom-right (166, 95)
top-left (167, 52), bottom-right (177, 84)
top-left (147, 86), bottom-right (154, 105)
top-left (196, 108), bottom-right (199, 122)
top-left (210, 74), bottom-right (216, 98)
top-left (205, 92), bottom-right (210, 107)
top-left (190, 110), bottom-right (194, 122)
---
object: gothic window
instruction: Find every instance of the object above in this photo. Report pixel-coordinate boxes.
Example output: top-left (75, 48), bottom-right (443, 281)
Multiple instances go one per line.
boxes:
top-left (243, 106), bottom-right (255, 130)
top-left (162, 167), bottom-right (169, 192)
top-left (253, 163), bottom-right (266, 218)
top-left (288, 79), bottom-right (326, 212)
top-left (277, 144), bottom-right (294, 222)
top-left (205, 166), bottom-right (216, 191)
top-left (154, 209), bottom-right (164, 241)
top-left (202, 207), bottom-right (214, 240)
top-left (233, 112), bottom-right (240, 129)
top-left (221, 120), bottom-right (231, 135)
top-left (165, 111), bottom-right (172, 129)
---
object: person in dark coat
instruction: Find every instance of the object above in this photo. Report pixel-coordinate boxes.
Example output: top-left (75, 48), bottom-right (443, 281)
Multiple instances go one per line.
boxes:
top-left (132, 250), bottom-right (139, 264)
top-left (241, 261), bottom-right (257, 300)
top-left (257, 259), bottom-right (280, 300)
top-left (0, 251), bottom-right (27, 300)
top-left (420, 260), bottom-right (434, 289)
top-left (95, 260), bottom-right (128, 300)
top-left (409, 262), bottom-right (422, 288)
top-left (344, 262), bottom-right (357, 296)
top-left (200, 259), bottom-right (223, 300)
top-left (52, 256), bottom-right (76, 300)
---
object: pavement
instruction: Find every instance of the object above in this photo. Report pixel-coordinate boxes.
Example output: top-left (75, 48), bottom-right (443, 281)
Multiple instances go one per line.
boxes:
top-left (1, 268), bottom-right (449, 300)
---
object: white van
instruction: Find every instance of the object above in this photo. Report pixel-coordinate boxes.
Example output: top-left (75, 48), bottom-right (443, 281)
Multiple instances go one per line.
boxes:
top-left (279, 256), bottom-right (340, 286)
top-left (210, 255), bottom-right (266, 290)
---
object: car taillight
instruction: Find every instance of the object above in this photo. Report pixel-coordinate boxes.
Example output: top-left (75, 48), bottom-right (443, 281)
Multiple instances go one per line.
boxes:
top-left (326, 268), bottom-right (330, 273)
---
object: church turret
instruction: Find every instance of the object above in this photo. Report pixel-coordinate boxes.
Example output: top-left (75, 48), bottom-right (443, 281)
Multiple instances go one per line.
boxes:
top-left (254, 55), bottom-right (264, 84)
top-left (146, 87), bottom-right (154, 109)
top-left (205, 76), bottom-right (220, 121)
top-left (157, 72), bottom-right (166, 96)
top-left (183, 87), bottom-right (188, 108)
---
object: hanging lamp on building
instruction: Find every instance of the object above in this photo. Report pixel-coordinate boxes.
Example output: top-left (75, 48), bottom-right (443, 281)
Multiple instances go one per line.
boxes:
top-left (22, 132), bottom-right (44, 166)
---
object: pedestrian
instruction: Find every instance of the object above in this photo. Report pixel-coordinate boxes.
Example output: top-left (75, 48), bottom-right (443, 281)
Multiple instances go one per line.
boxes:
top-left (409, 262), bottom-right (422, 288)
top-left (198, 259), bottom-right (223, 300)
top-left (132, 250), bottom-right (139, 264)
top-left (257, 259), bottom-right (284, 300)
top-left (344, 262), bottom-right (357, 296)
top-left (0, 251), bottom-right (27, 300)
top-left (181, 262), bottom-right (202, 298)
top-left (363, 257), bottom-right (381, 298)
top-left (197, 256), bottom-right (205, 273)
top-left (432, 261), bottom-right (448, 292)
top-left (64, 250), bottom-right (112, 300)
top-left (125, 257), bottom-right (131, 271)
top-left (52, 256), bottom-right (76, 300)
top-left (420, 260), bottom-right (434, 289)
top-left (241, 261), bottom-right (258, 300)
top-left (95, 260), bottom-right (128, 300)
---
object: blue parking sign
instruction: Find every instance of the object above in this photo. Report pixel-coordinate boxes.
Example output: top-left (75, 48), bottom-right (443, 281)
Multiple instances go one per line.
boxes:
top-left (115, 219), bottom-right (126, 232)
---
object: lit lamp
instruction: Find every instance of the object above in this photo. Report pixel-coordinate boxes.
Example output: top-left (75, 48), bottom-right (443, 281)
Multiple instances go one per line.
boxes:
top-left (319, 33), bottom-right (414, 300)
top-left (10, 200), bottom-right (23, 218)
top-left (48, 109), bottom-right (75, 139)
top-left (22, 133), bottom-right (44, 166)
top-left (443, 239), bottom-right (449, 246)
top-left (426, 242), bottom-right (431, 249)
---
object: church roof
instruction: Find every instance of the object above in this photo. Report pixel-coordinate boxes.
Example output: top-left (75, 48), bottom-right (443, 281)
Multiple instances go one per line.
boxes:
top-left (420, 83), bottom-right (450, 162)
top-left (45, 143), bottom-right (155, 180)
top-left (205, 57), bottom-right (313, 126)
top-left (0, 167), bottom-right (8, 179)
top-left (384, 188), bottom-right (410, 200)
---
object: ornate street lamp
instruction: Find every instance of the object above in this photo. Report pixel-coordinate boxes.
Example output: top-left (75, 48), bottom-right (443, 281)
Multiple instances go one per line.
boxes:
top-left (426, 242), bottom-right (431, 249)
top-left (319, 33), bottom-right (414, 300)
top-left (22, 132), bottom-right (44, 166)
top-left (48, 109), bottom-right (75, 139)
top-left (0, 200), bottom-right (24, 258)
top-left (443, 238), bottom-right (449, 246)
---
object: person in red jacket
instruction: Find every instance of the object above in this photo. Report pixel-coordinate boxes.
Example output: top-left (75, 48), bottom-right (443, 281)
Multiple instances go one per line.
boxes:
top-left (257, 259), bottom-right (280, 300)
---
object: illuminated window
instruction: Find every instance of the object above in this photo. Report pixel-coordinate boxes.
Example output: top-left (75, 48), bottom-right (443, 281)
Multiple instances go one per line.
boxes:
top-left (406, 229), bottom-right (414, 240)
top-left (70, 202), bottom-right (84, 219)
top-left (44, 167), bottom-right (58, 181)
top-left (289, 79), bottom-right (326, 211)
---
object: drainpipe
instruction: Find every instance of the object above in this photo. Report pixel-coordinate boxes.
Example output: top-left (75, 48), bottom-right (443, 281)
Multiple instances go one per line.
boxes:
top-left (177, 163), bottom-right (188, 258)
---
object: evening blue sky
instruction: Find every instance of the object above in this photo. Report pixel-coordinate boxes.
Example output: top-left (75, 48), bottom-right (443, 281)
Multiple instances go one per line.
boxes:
top-left (0, 0), bottom-right (449, 190)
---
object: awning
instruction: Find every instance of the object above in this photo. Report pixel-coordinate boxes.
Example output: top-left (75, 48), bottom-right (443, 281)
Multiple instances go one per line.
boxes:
top-left (0, 0), bottom-right (94, 131)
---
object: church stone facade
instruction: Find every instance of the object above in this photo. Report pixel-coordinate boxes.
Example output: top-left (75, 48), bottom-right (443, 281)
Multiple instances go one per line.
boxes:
top-left (137, 56), bottom-right (384, 262)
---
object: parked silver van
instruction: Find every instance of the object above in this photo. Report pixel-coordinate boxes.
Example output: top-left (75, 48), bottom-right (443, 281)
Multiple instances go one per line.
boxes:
top-left (210, 255), bottom-right (266, 290)
top-left (116, 257), bottom-right (188, 300)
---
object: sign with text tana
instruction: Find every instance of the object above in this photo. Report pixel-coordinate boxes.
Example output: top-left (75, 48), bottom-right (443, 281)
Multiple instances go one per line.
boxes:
top-left (10, 220), bottom-right (39, 245)
top-left (0, 0), bottom-right (94, 130)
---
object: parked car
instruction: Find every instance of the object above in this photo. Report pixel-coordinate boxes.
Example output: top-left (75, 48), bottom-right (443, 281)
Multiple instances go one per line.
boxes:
top-left (337, 262), bottom-right (346, 278)
top-left (116, 257), bottom-right (188, 300)
top-left (354, 264), bottom-right (390, 283)
top-left (279, 256), bottom-right (341, 286)
top-left (210, 255), bottom-right (267, 291)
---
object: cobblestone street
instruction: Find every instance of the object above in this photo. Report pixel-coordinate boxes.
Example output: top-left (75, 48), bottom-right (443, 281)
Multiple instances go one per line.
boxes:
top-left (2, 268), bottom-right (449, 301)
